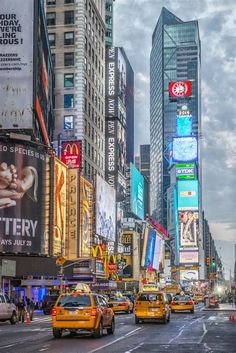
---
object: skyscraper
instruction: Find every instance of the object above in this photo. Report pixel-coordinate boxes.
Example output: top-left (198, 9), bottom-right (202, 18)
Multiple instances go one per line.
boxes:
top-left (46, 0), bottom-right (106, 180)
top-left (150, 7), bottom-right (201, 229)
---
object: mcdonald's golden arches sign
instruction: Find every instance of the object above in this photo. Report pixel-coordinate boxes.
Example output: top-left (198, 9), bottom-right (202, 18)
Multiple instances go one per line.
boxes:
top-left (61, 141), bottom-right (81, 169)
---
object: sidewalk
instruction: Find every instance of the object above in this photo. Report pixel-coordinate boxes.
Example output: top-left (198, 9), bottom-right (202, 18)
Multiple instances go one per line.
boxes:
top-left (203, 303), bottom-right (236, 311)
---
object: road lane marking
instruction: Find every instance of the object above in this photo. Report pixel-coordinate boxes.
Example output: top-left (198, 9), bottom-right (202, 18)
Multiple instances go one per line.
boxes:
top-left (87, 327), bottom-right (142, 353)
top-left (124, 342), bottom-right (144, 353)
top-left (0, 344), bottom-right (15, 349)
top-left (197, 322), bottom-right (208, 344)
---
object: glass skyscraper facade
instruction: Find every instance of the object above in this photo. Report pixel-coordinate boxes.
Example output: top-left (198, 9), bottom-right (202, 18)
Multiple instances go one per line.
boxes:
top-left (150, 7), bottom-right (201, 229)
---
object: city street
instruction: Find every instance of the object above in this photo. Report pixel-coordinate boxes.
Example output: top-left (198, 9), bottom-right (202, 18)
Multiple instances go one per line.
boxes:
top-left (1, 305), bottom-right (236, 353)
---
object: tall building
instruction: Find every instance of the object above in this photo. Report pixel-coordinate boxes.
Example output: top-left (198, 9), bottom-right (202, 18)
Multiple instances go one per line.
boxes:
top-left (105, 0), bottom-right (115, 47)
top-left (46, 0), bottom-right (106, 180)
top-left (140, 144), bottom-right (150, 181)
top-left (150, 7), bottom-right (201, 229)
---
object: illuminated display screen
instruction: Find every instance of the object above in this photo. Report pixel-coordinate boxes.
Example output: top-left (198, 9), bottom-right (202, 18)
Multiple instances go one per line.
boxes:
top-left (131, 164), bottom-right (144, 220)
top-left (173, 137), bottom-right (198, 163)
top-left (177, 180), bottom-right (199, 210)
top-left (176, 115), bottom-right (192, 137)
top-left (176, 163), bottom-right (196, 180)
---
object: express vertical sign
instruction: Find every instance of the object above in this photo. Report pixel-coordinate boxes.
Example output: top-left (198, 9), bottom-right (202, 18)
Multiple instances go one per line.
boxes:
top-left (105, 119), bottom-right (117, 188)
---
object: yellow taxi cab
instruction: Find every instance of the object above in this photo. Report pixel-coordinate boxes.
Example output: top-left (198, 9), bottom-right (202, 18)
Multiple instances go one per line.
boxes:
top-left (51, 285), bottom-right (115, 338)
top-left (134, 291), bottom-right (170, 324)
top-left (194, 293), bottom-right (205, 303)
top-left (171, 294), bottom-right (194, 313)
top-left (108, 296), bottom-right (134, 314)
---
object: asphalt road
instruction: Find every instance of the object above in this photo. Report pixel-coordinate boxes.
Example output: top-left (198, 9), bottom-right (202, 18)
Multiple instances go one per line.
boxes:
top-left (0, 305), bottom-right (236, 353)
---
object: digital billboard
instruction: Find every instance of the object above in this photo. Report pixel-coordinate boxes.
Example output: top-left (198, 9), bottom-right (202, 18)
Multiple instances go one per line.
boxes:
top-left (142, 228), bottom-right (164, 271)
top-left (61, 141), bottom-right (81, 169)
top-left (0, 142), bottom-right (50, 254)
top-left (180, 269), bottom-right (199, 281)
top-left (176, 115), bottom-right (192, 137)
top-left (96, 175), bottom-right (116, 241)
top-left (173, 137), bottom-right (198, 163)
top-left (53, 158), bottom-right (67, 256)
top-left (179, 250), bottom-right (199, 264)
top-left (179, 211), bottom-right (199, 247)
top-left (80, 176), bottom-right (93, 257)
top-left (178, 180), bottom-right (199, 210)
top-left (176, 163), bottom-right (195, 180)
top-left (131, 164), bottom-right (144, 220)
top-left (0, 0), bottom-right (34, 130)
top-left (169, 81), bottom-right (191, 99)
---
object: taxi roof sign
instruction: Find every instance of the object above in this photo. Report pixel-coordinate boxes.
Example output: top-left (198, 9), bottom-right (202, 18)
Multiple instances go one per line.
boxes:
top-left (74, 283), bottom-right (91, 293)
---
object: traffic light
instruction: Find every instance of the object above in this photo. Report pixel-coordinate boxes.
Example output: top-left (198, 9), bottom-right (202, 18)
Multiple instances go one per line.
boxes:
top-left (212, 257), bottom-right (216, 268)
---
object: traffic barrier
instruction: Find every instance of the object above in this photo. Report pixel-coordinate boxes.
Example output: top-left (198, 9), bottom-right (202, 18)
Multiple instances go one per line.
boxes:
top-left (26, 312), bottom-right (31, 324)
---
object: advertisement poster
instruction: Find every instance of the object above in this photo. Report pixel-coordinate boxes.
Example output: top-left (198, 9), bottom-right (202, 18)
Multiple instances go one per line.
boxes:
top-left (179, 250), bottom-right (199, 264)
top-left (144, 228), bottom-right (156, 269)
top-left (61, 141), bottom-right (81, 169)
top-left (119, 232), bottom-right (133, 278)
top-left (176, 115), bottom-right (192, 137)
top-left (131, 164), bottom-right (144, 220)
top-left (179, 211), bottom-right (199, 247)
top-left (67, 169), bottom-right (78, 259)
top-left (180, 269), bottom-right (199, 281)
top-left (80, 176), bottom-right (93, 257)
top-left (178, 180), bottom-right (199, 210)
top-left (96, 175), bottom-right (116, 241)
top-left (176, 163), bottom-right (195, 180)
top-left (0, 142), bottom-right (49, 254)
top-left (169, 81), bottom-right (191, 99)
top-left (0, 0), bottom-right (34, 129)
top-left (173, 137), bottom-right (198, 163)
top-left (53, 158), bottom-right (67, 256)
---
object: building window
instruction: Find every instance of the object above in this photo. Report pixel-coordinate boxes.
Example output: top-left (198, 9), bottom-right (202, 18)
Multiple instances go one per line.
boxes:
top-left (64, 94), bottom-right (74, 108)
top-left (48, 33), bottom-right (56, 46)
top-left (47, 0), bottom-right (56, 5)
top-left (64, 11), bottom-right (74, 25)
top-left (64, 52), bottom-right (74, 66)
top-left (64, 115), bottom-right (74, 129)
top-left (64, 0), bottom-right (74, 3)
top-left (46, 12), bottom-right (56, 26)
top-left (64, 32), bottom-right (74, 45)
top-left (64, 73), bottom-right (74, 87)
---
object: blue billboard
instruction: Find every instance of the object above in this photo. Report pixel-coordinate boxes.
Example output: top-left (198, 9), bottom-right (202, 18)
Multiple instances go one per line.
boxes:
top-left (176, 115), bottom-right (192, 137)
top-left (177, 180), bottom-right (199, 210)
top-left (144, 229), bottom-right (163, 270)
top-left (173, 137), bottom-right (198, 163)
top-left (131, 164), bottom-right (144, 219)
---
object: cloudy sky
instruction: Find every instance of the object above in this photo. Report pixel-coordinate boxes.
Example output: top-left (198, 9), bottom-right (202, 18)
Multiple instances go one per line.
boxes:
top-left (114, 0), bottom-right (236, 278)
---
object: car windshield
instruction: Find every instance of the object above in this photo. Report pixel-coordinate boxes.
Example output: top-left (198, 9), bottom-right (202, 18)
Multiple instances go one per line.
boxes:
top-left (138, 293), bottom-right (162, 302)
top-left (57, 295), bottom-right (91, 308)
top-left (109, 297), bottom-right (126, 302)
top-left (174, 296), bottom-right (191, 301)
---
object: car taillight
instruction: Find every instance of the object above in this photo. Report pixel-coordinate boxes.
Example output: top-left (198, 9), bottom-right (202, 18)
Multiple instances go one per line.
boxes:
top-left (51, 308), bottom-right (57, 316)
top-left (188, 301), bottom-right (194, 305)
top-left (172, 301), bottom-right (176, 305)
top-left (121, 303), bottom-right (127, 306)
top-left (91, 308), bottom-right (97, 316)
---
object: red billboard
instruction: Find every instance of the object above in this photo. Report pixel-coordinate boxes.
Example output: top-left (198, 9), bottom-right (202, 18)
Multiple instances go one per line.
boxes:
top-left (61, 141), bottom-right (81, 169)
top-left (169, 81), bottom-right (191, 98)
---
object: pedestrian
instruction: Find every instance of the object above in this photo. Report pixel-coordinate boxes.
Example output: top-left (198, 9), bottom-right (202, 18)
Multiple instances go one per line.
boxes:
top-left (29, 298), bottom-right (35, 321)
top-left (16, 298), bottom-right (26, 323)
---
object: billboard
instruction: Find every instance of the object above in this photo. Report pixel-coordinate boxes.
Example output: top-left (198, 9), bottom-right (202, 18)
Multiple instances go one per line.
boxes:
top-left (180, 269), bottom-right (199, 281)
top-left (131, 164), bottom-right (144, 220)
top-left (80, 176), bottom-right (93, 257)
top-left (169, 81), bottom-right (191, 99)
top-left (105, 119), bottom-right (116, 189)
top-left (176, 163), bottom-right (195, 180)
top-left (105, 46), bottom-right (117, 118)
top-left (179, 211), bottom-right (199, 247)
top-left (0, 142), bottom-right (49, 254)
top-left (119, 232), bottom-right (133, 278)
top-left (178, 180), bottom-right (199, 210)
top-left (176, 114), bottom-right (192, 137)
top-left (0, 0), bottom-right (34, 130)
top-left (179, 250), bottom-right (199, 264)
top-left (53, 158), bottom-right (67, 256)
top-left (61, 141), bottom-right (81, 169)
top-left (67, 169), bottom-right (79, 259)
top-left (173, 137), bottom-right (198, 163)
top-left (96, 175), bottom-right (116, 241)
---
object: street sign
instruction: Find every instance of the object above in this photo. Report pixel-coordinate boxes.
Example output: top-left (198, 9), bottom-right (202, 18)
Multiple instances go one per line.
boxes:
top-left (56, 256), bottom-right (66, 266)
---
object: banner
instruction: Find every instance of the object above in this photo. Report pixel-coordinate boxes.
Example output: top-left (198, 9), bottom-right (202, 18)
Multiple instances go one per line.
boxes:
top-left (0, 142), bottom-right (49, 254)
top-left (80, 176), bottom-right (93, 257)
top-left (119, 232), bottom-right (133, 278)
top-left (53, 158), bottom-right (67, 256)
top-left (0, 0), bottom-right (34, 129)
top-left (179, 211), bottom-right (199, 247)
top-left (67, 169), bottom-right (78, 259)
